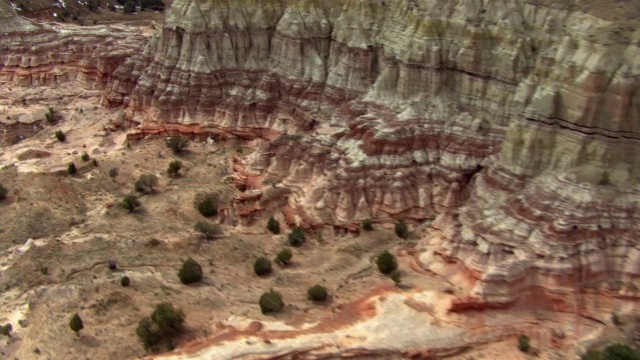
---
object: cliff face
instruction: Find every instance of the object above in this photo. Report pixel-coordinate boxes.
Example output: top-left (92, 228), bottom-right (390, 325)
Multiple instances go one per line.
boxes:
top-left (0, 8), bottom-right (149, 89)
top-left (107, 0), bottom-right (640, 309)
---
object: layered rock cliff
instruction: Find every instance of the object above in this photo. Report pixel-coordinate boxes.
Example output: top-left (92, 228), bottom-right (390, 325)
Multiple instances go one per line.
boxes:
top-left (109, 0), bottom-right (640, 312)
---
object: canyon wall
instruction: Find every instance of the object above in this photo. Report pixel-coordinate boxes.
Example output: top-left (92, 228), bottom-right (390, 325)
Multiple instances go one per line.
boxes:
top-left (105, 0), bottom-right (640, 309)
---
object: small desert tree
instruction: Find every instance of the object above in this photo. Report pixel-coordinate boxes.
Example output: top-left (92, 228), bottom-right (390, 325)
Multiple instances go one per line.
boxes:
top-left (45, 107), bottom-right (60, 124)
top-left (167, 160), bottom-right (182, 178)
top-left (69, 313), bottom-right (84, 335)
top-left (0, 323), bottom-right (12, 337)
top-left (307, 285), bottom-right (328, 302)
top-left (151, 302), bottom-right (185, 335)
top-left (194, 221), bottom-right (222, 240)
top-left (390, 270), bottom-right (402, 286)
top-left (288, 226), bottom-right (306, 247)
top-left (517, 334), bottom-right (530, 353)
top-left (165, 136), bottom-right (189, 154)
top-left (253, 257), bottom-right (272, 276)
top-left (376, 250), bottom-right (398, 274)
top-left (194, 192), bottom-right (219, 217)
top-left (0, 184), bottom-right (8, 200)
top-left (108, 167), bottom-right (119, 179)
top-left (81, 152), bottom-right (90, 162)
top-left (274, 248), bottom-right (292, 266)
top-left (267, 217), bottom-right (280, 234)
top-left (362, 218), bottom-right (374, 231)
top-left (259, 289), bottom-right (284, 314)
top-left (135, 174), bottom-right (159, 194)
top-left (394, 219), bottom-right (409, 239)
top-left (136, 317), bottom-right (160, 350)
top-left (67, 162), bottom-right (77, 175)
top-left (120, 195), bottom-right (141, 213)
top-left (121, 276), bottom-right (131, 287)
top-left (178, 257), bottom-right (202, 284)
top-left (55, 129), bottom-right (66, 142)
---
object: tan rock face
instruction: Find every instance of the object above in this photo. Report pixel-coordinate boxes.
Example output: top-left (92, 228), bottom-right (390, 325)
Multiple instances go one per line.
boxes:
top-left (110, 0), bottom-right (640, 308)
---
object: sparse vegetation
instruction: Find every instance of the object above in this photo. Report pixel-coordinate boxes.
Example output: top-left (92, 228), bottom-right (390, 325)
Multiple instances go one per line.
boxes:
top-left (611, 312), bottom-right (622, 326)
top-left (0, 184), bottom-right (8, 200)
top-left (109, 167), bottom-right (119, 179)
top-left (0, 323), bottom-right (12, 337)
top-left (167, 160), bottom-right (182, 178)
top-left (253, 257), bottom-right (273, 276)
top-left (45, 107), bottom-right (60, 124)
top-left (376, 250), bottom-right (397, 274)
top-left (259, 290), bottom-right (284, 314)
top-left (267, 216), bottom-right (280, 234)
top-left (581, 343), bottom-right (640, 360)
top-left (141, 0), bottom-right (166, 11)
top-left (123, 0), bottom-right (137, 14)
top-left (178, 257), bottom-right (202, 284)
top-left (195, 192), bottom-right (219, 217)
top-left (390, 270), bottom-right (402, 286)
top-left (165, 136), bottom-right (189, 154)
top-left (120, 195), bottom-right (141, 213)
top-left (517, 334), bottom-right (530, 353)
top-left (288, 226), bottom-right (306, 247)
top-left (121, 276), bottom-right (131, 287)
top-left (55, 130), bottom-right (66, 142)
top-left (274, 248), bottom-right (293, 266)
top-left (194, 221), bottom-right (222, 240)
top-left (362, 218), bottom-right (373, 231)
top-left (136, 302), bottom-right (185, 352)
top-left (92, 158), bottom-right (98, 167)
top-left (599, 171), bottom-right (611, 186)
top-left (307, 285), bottom-right (328, 302)
top-left (394, 219), bottom-right (409, 239)
top-left (135, 174), bottom-right (159, 194)
top-left (67, 162), bottom-right (77, 175)
top-left (69, 313), bottom-right (84, 335)
top-left (80, 152), bottom-right (90, 162)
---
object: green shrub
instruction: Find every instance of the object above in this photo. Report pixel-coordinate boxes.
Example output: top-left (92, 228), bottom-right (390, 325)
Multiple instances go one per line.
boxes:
top-left (109, 167), bottom-right (119, 179)
top-left (274, 248), bottom-right (292, 266)
top-left (165, 136), bottom-right (189, 154)
top-left (120, 195), bottom-right (141, 213)
top-left (178, 257), bottom-right (202, 284)
top-left (123, 0), bottom-right (136, 13)
top-left (151, 302), bottom-right (185, 335)
top-left (0, 184), bottom-right (8, 200)
top-left (307, 285), bottom-right (328, 302)
top-left (92, 159), bottom-right (98, 167)
top-left (141, 0), bottom-right (165, 11)
top-left (55, 130), bottom-right (66, 142)
top-left (517, 334), bottom-right (530, 353)
top-left (67, 162), bottom-right (77, 175)
top-left (0, 323), bottom-right (12, 337)
top-left (253, 257), bottom-right (272, 276)
top-left (603, 343), bottom-right (639, 360)
top-left (81, 152), bottom-right (90, 162)
top-left (69, 313), bottom-right (84, 334)
top-left (194, 221), bottom-right (222, 240)
top-left (376, 250), bottom-right (397, 274)
top-left (362, 218), bottom-right (373, 231)
top-left (195, 192), bottom-right (219, 217)
top-left (121, 276), bottom-right (130, 287)
top-left (612, 312), bottom-right (622, 326)
top-left (394, 219), bottom-right (409, 239)
top-left (288, 226), bottom-right (306, 247)
top-left (167, 160), bottom-right (182, 178)
top-left (259, 290), bottom-right (284, 314)
top-left (267, 217), bottom-right (280, 234)
top-left (136, 317), bottom-right (160, 350)
top-left (390, 270), bottom-right (402, 285)
top-left (135, 174), bottom-right (158, 194)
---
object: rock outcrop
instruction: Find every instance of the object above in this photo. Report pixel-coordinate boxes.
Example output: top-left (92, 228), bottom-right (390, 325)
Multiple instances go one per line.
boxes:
top-left (108, 0), bottom-right (640, 317)
top-left (0, 9), bottom-right (150, 88)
